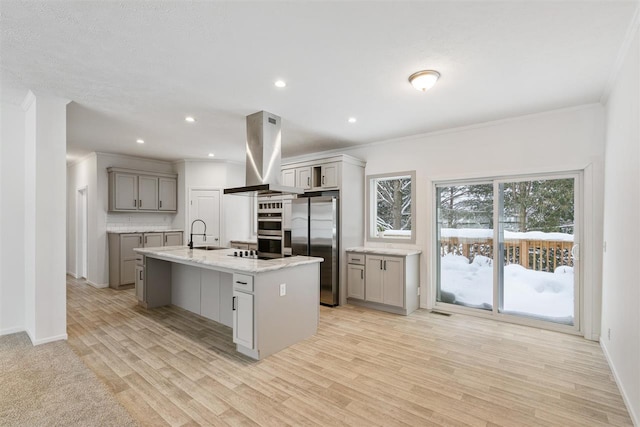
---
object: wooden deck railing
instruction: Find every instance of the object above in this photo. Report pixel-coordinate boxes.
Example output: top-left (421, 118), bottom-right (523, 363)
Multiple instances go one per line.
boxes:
top-left (440, 237), bottom-right (574, 272)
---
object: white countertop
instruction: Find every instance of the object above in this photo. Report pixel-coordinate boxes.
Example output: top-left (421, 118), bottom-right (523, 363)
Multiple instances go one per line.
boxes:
top-left (107, 229), bottom-right (184, 234)
top-left (134, 246), bottom-right (322, 274)
top-left (346, 246), bottom-right (422, 256)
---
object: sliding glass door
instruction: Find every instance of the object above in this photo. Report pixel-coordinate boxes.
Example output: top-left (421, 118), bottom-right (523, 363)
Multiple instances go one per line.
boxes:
top-left (436, 174), bottom-right (579, 329)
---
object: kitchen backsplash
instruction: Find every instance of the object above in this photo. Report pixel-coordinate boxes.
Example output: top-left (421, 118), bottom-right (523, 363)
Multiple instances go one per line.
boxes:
top-left (106, 212), bottom-right (176, 232)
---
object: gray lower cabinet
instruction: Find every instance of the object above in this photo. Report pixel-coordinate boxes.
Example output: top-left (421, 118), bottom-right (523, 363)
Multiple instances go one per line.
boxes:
top-left (347, 250), bottom-right (420, 315)
top-left (232, 273), bottom-right (254, 350)
top-left (109, 231), bottom-right (183, 289)
top-left (347, 264), bottom-right (365, 299)
top-left (164, 231), bottom-right (183, 246)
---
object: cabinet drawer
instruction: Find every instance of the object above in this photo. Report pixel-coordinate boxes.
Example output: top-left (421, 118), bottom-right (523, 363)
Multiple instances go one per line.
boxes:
top-left (232, 273), bottom-right (254, 292)
top-left (347, 253), bottom-right (365, 265)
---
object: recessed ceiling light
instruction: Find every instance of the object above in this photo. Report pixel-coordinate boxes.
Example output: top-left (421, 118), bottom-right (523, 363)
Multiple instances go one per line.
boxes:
top-left (348, 117), bottom-right (357, 123)
top-left (208, 153), bottom-right (215, 157)
top-left (274, 80), bottom-right (286, 88)
top-left (185, 116), bottom-right (196, 122)
top-left (408, 70), bottom-right (440, 92)
top-left (136, 139), bottom-right (144, 144)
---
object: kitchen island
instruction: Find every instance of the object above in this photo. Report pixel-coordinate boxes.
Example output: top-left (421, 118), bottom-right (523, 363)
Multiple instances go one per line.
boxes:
top-left (134, 246), bottom-right (322, 360)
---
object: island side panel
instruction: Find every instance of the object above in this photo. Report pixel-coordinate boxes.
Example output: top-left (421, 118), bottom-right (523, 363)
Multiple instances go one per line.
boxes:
top-left (254, 262), bottom-right (320, 359)
top-left (145, 257), bottom-right (172, 308)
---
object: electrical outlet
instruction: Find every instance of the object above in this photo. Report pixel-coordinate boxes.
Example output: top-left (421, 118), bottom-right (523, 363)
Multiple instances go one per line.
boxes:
top-left (279, 283), bottom-right (286, 296)
top-left (608, 328), bottom-right (611, 340)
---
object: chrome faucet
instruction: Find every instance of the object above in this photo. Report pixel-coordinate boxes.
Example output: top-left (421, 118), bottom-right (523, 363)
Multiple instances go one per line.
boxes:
top-left (188, 219), bottom-right (207, 249)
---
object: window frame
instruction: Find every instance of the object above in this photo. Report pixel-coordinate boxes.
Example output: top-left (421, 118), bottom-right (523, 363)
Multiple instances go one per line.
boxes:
top-left (366, 170), bottom-right (416, 243)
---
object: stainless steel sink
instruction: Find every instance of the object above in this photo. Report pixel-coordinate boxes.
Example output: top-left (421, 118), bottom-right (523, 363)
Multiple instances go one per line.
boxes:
top-left (192, 246), bottom-right (227, 251)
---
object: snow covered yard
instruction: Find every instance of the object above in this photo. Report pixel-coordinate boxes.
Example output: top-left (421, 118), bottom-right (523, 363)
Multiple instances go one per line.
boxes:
top-left (440, 253), bottom-right (574, 323)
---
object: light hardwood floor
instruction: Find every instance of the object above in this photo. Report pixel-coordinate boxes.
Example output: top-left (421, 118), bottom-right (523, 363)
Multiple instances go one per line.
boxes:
top-left (66, 276), bottom-right (633, 426)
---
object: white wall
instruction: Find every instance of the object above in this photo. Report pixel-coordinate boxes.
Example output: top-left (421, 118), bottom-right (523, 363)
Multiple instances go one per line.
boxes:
top-left (2, 92), bottom-right (69, 344)
top-left (66, 153), bottom-right (97, 280)
top-left (600, 23), bottom-right (639, 425)
top-left (286, 103), bottom-right (606, 340)
top-left (175, 160), bottom-right (251, 246)
top-left (0, 101), bottom-right (26, 335)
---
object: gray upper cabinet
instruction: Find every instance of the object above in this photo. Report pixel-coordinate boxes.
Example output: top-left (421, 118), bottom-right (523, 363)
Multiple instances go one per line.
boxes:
top-left (108, 167), bottom-right (178, 212)
top-left (296, 167), bottom-right (312, 190)
top-left (158, 177), bottom-right (177, 211)
top-left (320, 162), bottom-right (339, 188)
top-left (138, 176), bottom-right (159, 210)
top-left (281, 169), bottom-right (296, 187)
top-left (114, 173), bottom-right (138, 210)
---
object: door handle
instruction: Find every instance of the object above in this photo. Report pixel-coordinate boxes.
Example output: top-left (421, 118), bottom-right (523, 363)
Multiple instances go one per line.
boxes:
top-left (571, 244), bottom-right (580, 261)
top-left (232, 296), bottom-right (237, 311)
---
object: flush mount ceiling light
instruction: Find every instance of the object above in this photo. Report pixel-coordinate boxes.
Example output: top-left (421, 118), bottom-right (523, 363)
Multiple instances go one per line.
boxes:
top-left (348, 117), bottom-right (357, 123)
top-left (408, 70), bottom-right (440, 92)
top-left (274, 80), bottom-right (286, 88)
top-left (185, 116), bottom-right (196, 123)
top-left (208, 153), bottom-right (215, 157)
top-left (136, 139), bottom-right (145, 144)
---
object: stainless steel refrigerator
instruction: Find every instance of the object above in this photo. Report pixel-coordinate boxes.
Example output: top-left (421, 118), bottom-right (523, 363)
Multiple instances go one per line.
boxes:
top-left (291, 195), bottom-right (339, 306)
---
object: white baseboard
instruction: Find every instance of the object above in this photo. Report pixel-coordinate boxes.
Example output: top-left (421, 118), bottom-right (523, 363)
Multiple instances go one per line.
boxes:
top-left (600, 340), bottom-right (639, 426)
top-left (31, 333), bottom-right (68, 346)
top-left (0, 326), bottom-right (24, 336)
top-left (66, 271), bottom-right (80, 279)
top-left (86, 280), bottom-right (108, 289)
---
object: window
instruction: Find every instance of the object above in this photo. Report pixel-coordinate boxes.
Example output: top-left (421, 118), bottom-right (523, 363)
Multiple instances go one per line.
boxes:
top-left (367, 171), bottom-right (416, 243)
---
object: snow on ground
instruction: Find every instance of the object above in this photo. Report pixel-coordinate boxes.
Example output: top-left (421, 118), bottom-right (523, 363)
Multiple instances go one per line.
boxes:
top-left (440, 228), bottom-right (574, 242)
top-left (440, 253), bottom-right (574, 320)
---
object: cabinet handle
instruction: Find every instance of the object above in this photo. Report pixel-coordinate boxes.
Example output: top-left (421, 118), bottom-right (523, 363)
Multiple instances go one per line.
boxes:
top-left (380, 260), bottom-right (383, 270)
top-left (139, 199), bottom-right (142, 207)
top-left (322, 175), bottom-right (325, 185)
top-left (144, 236), bottom-right (147, 244)
top-left (232, 296), bottom-right (237, 311)
top-left (384, 260), bottom-right (387, 270)
top-left (139, 236), bottom-right (142, 245)
top-left (236, 281), bottom-right (248, 285)
top-left (307, 177), bottom-right (310, 186)
top-left (134, 199), bottom-right (137, 207)
top-left (352, 258), bottom-right (360, 262)
top-left (164, 235), bottom-right (167, 243)
top-left (139, 270), bottom-right (143, 280)
top-left (361, 269), bottom-right (363, 279)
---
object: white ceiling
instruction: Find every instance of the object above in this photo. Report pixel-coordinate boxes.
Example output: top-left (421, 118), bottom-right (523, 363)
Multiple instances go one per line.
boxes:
top-left (1, 1), bottom-right (637, 163)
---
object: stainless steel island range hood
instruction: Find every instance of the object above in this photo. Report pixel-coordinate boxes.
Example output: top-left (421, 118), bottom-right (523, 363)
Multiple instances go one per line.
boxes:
top-left (224, 111), bottom-right (304, 196)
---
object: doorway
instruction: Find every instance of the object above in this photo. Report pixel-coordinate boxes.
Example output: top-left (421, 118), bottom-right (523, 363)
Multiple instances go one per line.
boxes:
top-left (188, 189), bottom-right (221, 246)
top-left (76, 187), bottom-right (88, 279)
top-left (435, 173), bottom-right (580, 331)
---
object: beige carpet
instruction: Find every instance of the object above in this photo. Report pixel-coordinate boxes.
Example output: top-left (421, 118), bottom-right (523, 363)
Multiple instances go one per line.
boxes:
top-left (0, 332), bottom-right (137, 427)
